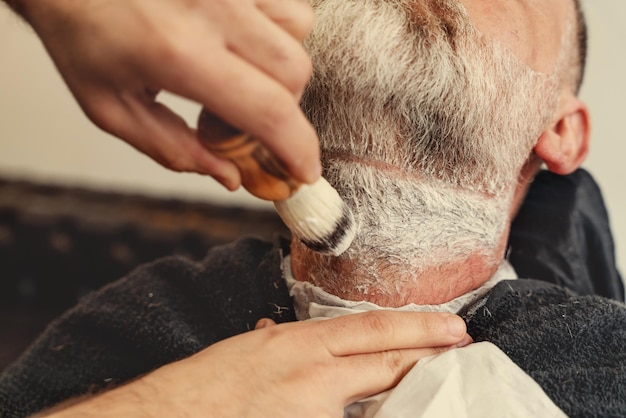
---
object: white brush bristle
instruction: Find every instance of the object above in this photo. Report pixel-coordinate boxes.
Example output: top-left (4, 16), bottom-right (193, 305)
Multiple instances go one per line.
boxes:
top-left (274, 177), bottom-right (356, 256)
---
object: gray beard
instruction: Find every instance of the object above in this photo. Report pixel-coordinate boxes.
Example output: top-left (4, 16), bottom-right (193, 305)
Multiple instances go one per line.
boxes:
top-left (298, 0), bottom-right (561, 291)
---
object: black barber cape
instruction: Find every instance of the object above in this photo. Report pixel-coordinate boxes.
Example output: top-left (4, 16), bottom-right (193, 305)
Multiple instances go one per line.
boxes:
top-left (1, 169), bottom-right (625, 418)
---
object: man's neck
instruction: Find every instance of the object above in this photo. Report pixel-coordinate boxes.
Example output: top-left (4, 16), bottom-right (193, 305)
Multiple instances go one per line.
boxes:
top-left (290, 241), bottom-right (506, 307)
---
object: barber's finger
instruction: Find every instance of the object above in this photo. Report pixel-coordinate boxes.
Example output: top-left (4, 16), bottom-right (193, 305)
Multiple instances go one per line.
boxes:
top-left (337, 347), bottom-right (455, 405)
top-left (225, 8), bottom-right (313, 97)
top-left (132, 102), bottom-right (242, 189)
top-left (255, 318), bottom-right (278, 329)
top-left (255, 0), bottom-right (315, 41)
top-left (85, 90), bottom-right (242, 189)
top-left (314, 311), bottom-right (467, 356)
top-left (163, 50), bottom-right (321, 184)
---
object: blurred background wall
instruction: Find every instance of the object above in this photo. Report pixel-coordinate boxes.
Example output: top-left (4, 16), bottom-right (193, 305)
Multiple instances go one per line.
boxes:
top-left (0, 0), bottom-right (624, 275)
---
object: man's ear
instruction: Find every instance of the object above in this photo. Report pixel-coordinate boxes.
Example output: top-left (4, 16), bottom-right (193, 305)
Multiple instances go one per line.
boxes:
top-left (533, 93), bottom-right (590, 175)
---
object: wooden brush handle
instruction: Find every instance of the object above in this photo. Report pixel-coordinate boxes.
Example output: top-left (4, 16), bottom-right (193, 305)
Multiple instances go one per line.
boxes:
top-left (197, 109), bottom-right (300, 201)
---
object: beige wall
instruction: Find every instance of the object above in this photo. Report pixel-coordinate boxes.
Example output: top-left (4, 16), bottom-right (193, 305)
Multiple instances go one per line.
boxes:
top-left (576, 1), bottom-right (626, 277)
top-left (1, 1), bottom-right (624, 275)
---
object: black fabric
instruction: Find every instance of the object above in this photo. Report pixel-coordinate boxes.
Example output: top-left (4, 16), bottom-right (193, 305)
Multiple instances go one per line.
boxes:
top-left (462, 279), bottom-right (626, 418)
top-left (2, 240), bottom-right (625, 418)
top-left (1, 168), bottom-right (624, 417)
top-left (509, 169), bottom-right (624, 301)
top-left (0, 237), bottom-right (296, 418)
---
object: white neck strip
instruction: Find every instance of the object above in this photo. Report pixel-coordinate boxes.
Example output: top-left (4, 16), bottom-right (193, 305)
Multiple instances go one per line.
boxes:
top-left (283, 255), bottom-right (517, 320)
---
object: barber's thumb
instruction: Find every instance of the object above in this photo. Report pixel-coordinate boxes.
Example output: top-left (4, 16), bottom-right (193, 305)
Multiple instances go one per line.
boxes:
top-left (255, 318), bottom-right (277, 330)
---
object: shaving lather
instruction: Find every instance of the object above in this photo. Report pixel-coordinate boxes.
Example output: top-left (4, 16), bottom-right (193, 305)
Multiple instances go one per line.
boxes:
top-left (197, 109), bottom-right (355, 256)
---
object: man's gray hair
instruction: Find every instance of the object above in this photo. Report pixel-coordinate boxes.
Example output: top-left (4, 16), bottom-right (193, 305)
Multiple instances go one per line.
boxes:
top-left (572, 0), bottom-right (588, 93)
top-left (296, 0), bottom-right (569, 293)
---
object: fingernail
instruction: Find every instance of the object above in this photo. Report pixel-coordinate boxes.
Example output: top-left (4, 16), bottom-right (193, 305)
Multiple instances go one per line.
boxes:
top-left (447, 316), bottom-right (466, 338)
top-left (455, 334), bottom-right (473, 348)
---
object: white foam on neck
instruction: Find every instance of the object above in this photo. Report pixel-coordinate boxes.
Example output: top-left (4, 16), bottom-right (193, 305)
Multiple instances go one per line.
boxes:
top-left (283, 254), bottom-right (517, 320)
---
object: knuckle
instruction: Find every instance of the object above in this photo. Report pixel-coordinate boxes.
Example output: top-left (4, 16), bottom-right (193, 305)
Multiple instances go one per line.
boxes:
top-left (81, 97), bottom-right (116, 133)
top-left (271, 46), bottom-right (313, 94)
top-left (160, 152), bottom-right (195, 172)
top-left (149, 33), bottom-right (196, 71)
top-left (382, 350), bottom-right (406, 373)
top-left (257, 93), bottom-right (298, 134)
top-left (361, 311), bottom-right (396, 341)
top-left (416, 313), bottom-right (445, 337)
top-left (85, 109), bottom-right (112, 133)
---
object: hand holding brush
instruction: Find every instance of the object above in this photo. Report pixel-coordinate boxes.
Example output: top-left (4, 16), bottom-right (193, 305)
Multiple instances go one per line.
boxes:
top-left (197, 109), bottom-right (355, 256)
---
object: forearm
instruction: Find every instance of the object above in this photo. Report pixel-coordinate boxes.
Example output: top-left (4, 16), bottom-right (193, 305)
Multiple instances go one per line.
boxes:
top-left (33, 379), bottom-right (157, 418)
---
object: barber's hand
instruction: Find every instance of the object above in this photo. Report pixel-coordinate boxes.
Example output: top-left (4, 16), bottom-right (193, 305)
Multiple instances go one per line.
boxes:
top-left (40, 311), bottom-right (470, 418)
top-left (19, 0), bottom-right (320, 190)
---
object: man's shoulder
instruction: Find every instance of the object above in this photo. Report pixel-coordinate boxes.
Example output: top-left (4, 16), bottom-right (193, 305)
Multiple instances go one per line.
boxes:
top-left (463, 278), bottom-right (626, 348)
top-left (466, 278), bottom-right (624, 317)
top-left (463, 279), bottom-right (626, 417)
top-left (0, 235), bottom-right (296, 418)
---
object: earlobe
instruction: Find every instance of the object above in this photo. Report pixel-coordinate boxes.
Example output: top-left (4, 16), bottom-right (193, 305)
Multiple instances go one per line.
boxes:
top-left (533, 95), bottom-right (590, 175)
